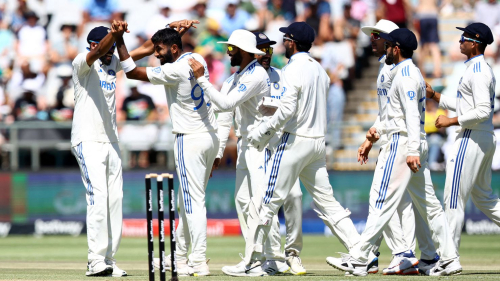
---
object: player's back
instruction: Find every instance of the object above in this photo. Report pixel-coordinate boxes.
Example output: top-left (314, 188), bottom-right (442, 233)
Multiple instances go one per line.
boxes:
top-left (148, 52), bottom-right (217, 134)
top-left (281, 52), bottom-right (330, 137)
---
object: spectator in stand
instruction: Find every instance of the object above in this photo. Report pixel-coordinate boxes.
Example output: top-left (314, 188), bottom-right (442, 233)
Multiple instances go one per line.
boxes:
top-left (119, 81), bottom-right (158, 169)
top-left (377, 0), bottom-right (412, 28)
top-left (16, 11), bottom-right (48, 72)
top-left (302, 0), bottom-right (332, 43)
top-left (46, 64), bottom-right (74, 113)
top-left (81, 0), bottom-right (119, 23)
top-left (7, 61), bottom-right (45, 104)
top-left (8, 0), bottom-right (29, 33)
top-left (261, 0), bottom-right (296, 26)
top-left (474, 0), bottom-right (500, 30)
top-left (424, 98), bottom-right (447, 171)
top-left (146, 3), bottom-right (171, 38)
top-left (198, 18), bottom-right (228, 55)
top-left (220, 0), bottom-right (250, 36)
top-left (191, 0), bottom-right (209, 38)
top-left (49, 24), bottom-right (78, 66)
top-left (0, 15), bottom-right (15, 78)
top-left (416, 0), bottom-right (442, 78)
top-left (13, 86), bottom-right (38, 121)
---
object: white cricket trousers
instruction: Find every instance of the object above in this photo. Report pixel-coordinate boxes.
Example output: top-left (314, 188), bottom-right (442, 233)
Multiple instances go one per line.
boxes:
top-left (243, 133), bottom-right (360, 264)
top-left (264, 148), bottom-right (303, 257)
top-left (444, 129), bottom-right (500, 250)
top-left (350, 133), bottom-right (457, 263)
top-left (373, 150), bottom-right (436, 260)
top-left (234, 142), bottom-right (285, 261)
top-left (72, 141), bottom-right (123, 262)
top-left (174, 131), bottom-right (219, 264)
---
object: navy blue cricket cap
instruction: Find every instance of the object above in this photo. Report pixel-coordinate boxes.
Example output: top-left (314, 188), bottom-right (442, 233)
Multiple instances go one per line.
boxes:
top-left (279, 22), bottom-right (315, 44)
top-left (456, 22), bottom-right (494, 45)
top-left (379, 28), bottom-right (418, 51)
top-left (87, 26), bottom-right (110, 44)
top-left (253, 32), bottom-right (276, 46)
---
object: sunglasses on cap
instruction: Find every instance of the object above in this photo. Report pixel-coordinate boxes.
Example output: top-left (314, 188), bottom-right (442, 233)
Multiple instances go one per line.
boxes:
top-left (371, 32), bottom-right (381, 40)
top-left (283, 36), bottom-right (296, 43)
top-left (259, 47), bottom-right (273, 55)
top-left (459, 35), bottom-right (482, 44)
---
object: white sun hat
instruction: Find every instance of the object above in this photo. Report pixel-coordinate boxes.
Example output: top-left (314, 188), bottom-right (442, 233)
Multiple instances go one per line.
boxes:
top-left (361, 19), bottom-right (399, 36)
top-left (218, 29), bottom-right (265, 55)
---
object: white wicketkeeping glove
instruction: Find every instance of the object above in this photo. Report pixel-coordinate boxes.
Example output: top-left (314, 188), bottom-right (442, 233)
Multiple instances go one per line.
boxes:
top-left (247, 121), bottom-right (277, 151)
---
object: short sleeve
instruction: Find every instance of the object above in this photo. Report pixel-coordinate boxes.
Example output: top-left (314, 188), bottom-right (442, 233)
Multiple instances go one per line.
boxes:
top-left (146, 65), bottom-right (178, 86)
top-left (72, 53), bottom-right (91, 77)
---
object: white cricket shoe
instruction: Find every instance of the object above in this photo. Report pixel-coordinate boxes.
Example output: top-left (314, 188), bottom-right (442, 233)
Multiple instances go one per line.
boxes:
top-left (153, 255), bottom-right (173, 271)
top-left (222, 259), bottom-right (266, 277)
top-left (189, 259), bottom-right (211, 276)
top-left (382, 251), bottom-right (419, 275)
top-left (326, 253), bottom-right (368, 276)
top-left (86, 260), bottom-right (113, 277)
top-left (428, 258), bottom-right (462, 276)
top-left (261, 260), bottom-right (290, 276)
top-left (418, 255), bottom-right (440, 275)
top-left (105, 259), bottom-right (127, 277)
top-left (286, 253), bottom-right (306, 275)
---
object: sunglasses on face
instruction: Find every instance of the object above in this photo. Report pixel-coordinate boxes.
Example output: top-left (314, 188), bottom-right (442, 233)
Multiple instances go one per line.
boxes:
top-left (459, 35), bottom-right (482, 44)
top-left (384, 41), bottom-right (393, 50)
top-left (227, 45), bottom-right (237, 52)
top-left (371, 32), bottom-right (381, 40)
top-left (283, 36), bottom-right (296, 43)
top-left (259, 47), bottom-right (273, 55)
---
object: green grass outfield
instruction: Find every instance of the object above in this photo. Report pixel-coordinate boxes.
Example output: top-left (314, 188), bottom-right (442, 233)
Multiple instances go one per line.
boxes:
top-left (1, 234), bottom-right (499, 280)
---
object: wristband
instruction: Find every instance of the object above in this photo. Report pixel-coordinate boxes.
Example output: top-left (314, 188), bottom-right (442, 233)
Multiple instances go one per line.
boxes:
top-left (120, 57), bottom-right (136, 73)
top-left (430, 90), bottom-right (436, 99)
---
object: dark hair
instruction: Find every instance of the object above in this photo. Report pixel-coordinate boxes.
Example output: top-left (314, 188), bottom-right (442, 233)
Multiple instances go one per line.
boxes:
top-left (151, 28), bottom-right (183, 50)
top-left (400, 48), bottom-right (413, 59)
top-left (478, 42), bottom-right (487, 53)
top-left (296, 41), bottom-right (312, 52)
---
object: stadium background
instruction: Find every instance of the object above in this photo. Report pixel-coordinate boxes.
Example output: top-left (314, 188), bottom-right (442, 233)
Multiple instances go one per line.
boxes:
top-left (0, 0), bottom-right (500, 239)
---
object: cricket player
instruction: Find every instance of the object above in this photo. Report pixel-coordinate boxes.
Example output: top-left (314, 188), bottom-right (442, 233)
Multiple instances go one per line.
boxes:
top-left (425, 22), bottom-right (500, 254)
top-left (114, 21), bottom-right (216, 276)
top-left (254, 31), bottom-right (306, 275)
top-left (219, 22), bottom-right (363, 277)
top-left (188, 29), bottom-right (289, 275)
top-left (326, 28), bottom-right (462, 277)
top-left (359, 20), bottom-right (439, 275)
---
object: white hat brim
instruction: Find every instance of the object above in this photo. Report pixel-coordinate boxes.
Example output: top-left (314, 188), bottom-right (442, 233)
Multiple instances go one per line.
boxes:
top-left (217, 41), bottom-right (265, 55)
top-left (361, 26), bottom-right (386, 36)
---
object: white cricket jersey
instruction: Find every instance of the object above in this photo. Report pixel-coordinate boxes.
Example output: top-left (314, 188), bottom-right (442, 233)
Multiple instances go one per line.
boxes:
top-left (372, 55), bottom-right (395, 146)
top-left (71, 52), bottom-right (122, 147)
top-left (439, 54), bottom-right (495, 133)
top-left (385, 58), bottom-right (426, 157)
top-left (197, 59), bottom-right (270, 145)
top-left (146, 52), bottom-right (217, 134)
top-left (267, 52), bottom-right (330, 137)
top-left (268, 66), bottom-right (284, 99)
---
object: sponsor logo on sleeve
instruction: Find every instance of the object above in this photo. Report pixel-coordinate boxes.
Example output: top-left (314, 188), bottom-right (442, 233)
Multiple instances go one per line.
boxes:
top-left (152, 67), bottom-right (161, 73)
top-left (407, 91), bottom-right (416, 101)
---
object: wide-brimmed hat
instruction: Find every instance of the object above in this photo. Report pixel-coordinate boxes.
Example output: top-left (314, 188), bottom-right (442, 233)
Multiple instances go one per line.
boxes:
top-left (218, 29), bottom-right (265, 55)
top-left (361, 19), bottom-right (399, 36)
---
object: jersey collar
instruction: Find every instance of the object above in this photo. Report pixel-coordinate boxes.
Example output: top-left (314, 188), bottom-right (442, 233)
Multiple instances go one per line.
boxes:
top-left (464, 54), bottom-right (484, 67)
top-left (237, 59), bottom-right (258, 74)
top-left (378, 55), bottom-right (386, 64)
top-left (390, 58), bottom-right (412, 71)
top-left (288, 52), bottom-right (310, 63)
top-left (176, 52), bottom-right (192, 62)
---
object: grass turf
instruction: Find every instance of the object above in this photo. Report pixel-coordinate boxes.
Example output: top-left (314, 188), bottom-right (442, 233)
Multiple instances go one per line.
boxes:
top-left (0, 234), bottom-right (499, 280)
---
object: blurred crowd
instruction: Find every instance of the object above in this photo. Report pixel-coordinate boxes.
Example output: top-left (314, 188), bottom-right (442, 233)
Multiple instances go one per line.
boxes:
top-left (1, 0), bottom-right (500, 170)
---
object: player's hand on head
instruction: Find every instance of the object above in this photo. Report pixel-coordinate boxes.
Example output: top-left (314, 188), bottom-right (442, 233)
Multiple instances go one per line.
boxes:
top-left (357, 139), bottom-right (372, 165)
top-left (188, 58), bottom-right (204, 78)
top-left (366, 127), bottom-right (380, 143)
top-left (406, 156), bottom-right (421, 173)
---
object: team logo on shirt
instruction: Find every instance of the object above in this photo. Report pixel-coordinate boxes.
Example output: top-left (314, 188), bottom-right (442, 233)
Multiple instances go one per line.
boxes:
top-left (152, 67), bottom-right (161, 73)
top-left (273, 82), bottom-right (279, 90)
top-left (238, 84), bottom-right (247, 92)
top-left (407, 91), bottom-right (416, 101)
top-left (381, 74), bottom-right (385, 82)
top-left (108, 70), bottom-right (116, 76)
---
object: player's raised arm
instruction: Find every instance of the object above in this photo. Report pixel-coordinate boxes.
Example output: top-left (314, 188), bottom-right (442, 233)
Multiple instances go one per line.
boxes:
top-left (85, 27), bottom-right (118, 67)
top-left (113, 22), bottom-right (149, 81)
top-left (129, 20), bottom-right (199, 61)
